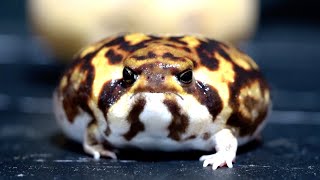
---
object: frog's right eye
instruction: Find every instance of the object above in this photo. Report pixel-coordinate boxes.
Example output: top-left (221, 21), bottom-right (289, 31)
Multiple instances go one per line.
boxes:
top-left (123, 67), bottom-right (138, 85)
top-left (177, 69), bottom-right (193, 84)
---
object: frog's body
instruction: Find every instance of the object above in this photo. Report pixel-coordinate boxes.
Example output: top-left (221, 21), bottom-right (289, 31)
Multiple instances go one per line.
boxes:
top-left (53, 33), bottom-right (270, 170)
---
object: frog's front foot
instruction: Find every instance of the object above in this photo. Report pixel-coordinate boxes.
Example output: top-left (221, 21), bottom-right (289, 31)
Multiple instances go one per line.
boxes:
top-left (199, 129), bottom-right (237, 170)
top-left (83, 121), bottom-right (117, 160)
top-left (83, 143), bottom-right (117, 160)
top-left (199, 151), bottom-right (236, 170)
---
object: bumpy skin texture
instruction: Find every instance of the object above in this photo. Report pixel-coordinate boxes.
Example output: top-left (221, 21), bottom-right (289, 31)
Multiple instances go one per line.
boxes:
top-left (54, 33), bottom-right (270, 170)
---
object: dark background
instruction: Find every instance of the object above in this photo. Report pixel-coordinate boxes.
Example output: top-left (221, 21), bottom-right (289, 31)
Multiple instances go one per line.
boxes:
top-left (0, 0), bottom-right (320, 179)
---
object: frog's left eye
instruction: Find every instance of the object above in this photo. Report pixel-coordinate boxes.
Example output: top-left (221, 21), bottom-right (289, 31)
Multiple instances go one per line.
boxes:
top-left (177, 69), bottom-right (193, 84)
top-left (123, 67), bottom-right (138, 85)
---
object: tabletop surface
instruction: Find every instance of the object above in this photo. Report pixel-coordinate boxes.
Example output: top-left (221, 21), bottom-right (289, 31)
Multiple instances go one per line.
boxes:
top-left (1, 111), bottom-right (320, 179)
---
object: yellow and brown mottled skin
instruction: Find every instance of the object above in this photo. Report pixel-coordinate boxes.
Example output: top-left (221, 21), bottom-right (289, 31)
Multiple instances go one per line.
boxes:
top-left (56, 33), bottom-right (270, 148)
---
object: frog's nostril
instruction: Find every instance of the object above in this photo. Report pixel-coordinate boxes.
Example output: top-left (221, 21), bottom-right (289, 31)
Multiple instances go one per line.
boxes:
top-left (146, 75), bottom-right (165, 81)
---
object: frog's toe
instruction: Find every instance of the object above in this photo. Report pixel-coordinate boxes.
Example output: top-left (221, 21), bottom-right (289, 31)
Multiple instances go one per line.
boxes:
top-left (199, 151), bottom-right (235, 170)
top-left (84, 143), bottom-right (117, 160)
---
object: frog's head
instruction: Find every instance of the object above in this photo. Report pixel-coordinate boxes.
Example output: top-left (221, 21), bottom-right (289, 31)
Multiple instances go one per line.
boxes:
top-left (122, 44), bottom-right (195, 97)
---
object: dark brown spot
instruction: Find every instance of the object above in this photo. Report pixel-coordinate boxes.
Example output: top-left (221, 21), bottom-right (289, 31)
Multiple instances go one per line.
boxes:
top-left (104, 127), bottom-right (111, 136)
top-left (243, 96), bottom-right (259, 111)
top-left (162, 52), bottom-right (180, 60)
top-left (122, 40), bottom-right (151, 52)
top-left (105, 49), bottom-right (123, 64)
top-left (98, 80), bottom-right (128, 136)
top-left (62, 94), bottom-right (79, 122)
top-left (186, 135), bottom-right (196, 140)
top-left (202, 132), bottom-right (211, 140)
top-left (183, 47), bottom-right (191, 53)
top-left (103, 36), bottom-right (126, 47)
top-left (147, 51), bottom-right (157, 58)
top-left (185, 81), bottom-right (223, 121)
top-left (104, 36), bottom-right (152, 53)
top-left (61, 49), bottom-right (100, 123)
top-left (98, 80), bottom-right (128, 112)
top-left (227, 109), bottom-right (268, 136)
top-left (192, 60), bottom-right (198, 69)
top-left (227, 63), bottom-right (270, 136)
top-left (196, 39), bottom-right (232, 70)
top-left (131, 51), bottom-right (157, 60)
top-left (76, 66), bottom-right (95, 116)
top-left (207, 39), bottom-right (231, 61)
top-left (164, 43), bottom-right (177, 48)
top-left (148, 35), bottom-right (162, 41)
top-left (168, 36), bottom-right (188, 45)
top-left (163, 99), bottom-right (189, 141)
top-left (123, 98), bottom-right (146, 141)
top-left (196, 48), bottom-right (218, 70)
top-left (131, 55), bottom-right (147, 60)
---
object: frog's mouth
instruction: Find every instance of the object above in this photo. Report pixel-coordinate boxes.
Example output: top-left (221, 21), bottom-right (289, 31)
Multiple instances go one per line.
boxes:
top-left (130, 92), bottom-right (183, 100)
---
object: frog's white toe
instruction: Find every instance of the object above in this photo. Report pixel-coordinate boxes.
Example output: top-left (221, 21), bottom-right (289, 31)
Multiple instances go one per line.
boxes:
top-left (93, 151), bottom-right (100, 160)
top-left (200, 128), bottom-right (237, 170)
top-left (199, 151), bottom-right (235, 170)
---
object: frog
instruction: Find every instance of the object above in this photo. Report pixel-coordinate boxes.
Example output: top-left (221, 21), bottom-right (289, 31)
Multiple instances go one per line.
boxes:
top-left (53, 33), bottom-right (271, 170)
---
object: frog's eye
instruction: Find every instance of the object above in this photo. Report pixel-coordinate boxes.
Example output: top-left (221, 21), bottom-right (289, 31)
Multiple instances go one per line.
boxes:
top-left (177, 69), bottom-right (193, 84)
top-left (123, 67), bottom-right (137, 85)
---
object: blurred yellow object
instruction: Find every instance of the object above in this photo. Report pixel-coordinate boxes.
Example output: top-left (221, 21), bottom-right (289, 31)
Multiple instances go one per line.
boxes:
top-left (28, 0), bottom-right (259, 61)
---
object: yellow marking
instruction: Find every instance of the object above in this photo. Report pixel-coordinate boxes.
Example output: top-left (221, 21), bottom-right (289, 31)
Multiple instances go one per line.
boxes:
top-left (180, 36), bottom-right (200, 48)
top-left (129, 75), bottom-right (185, 95)
top-left (194, 53), bottom-right (235, 101)
top-left (88, 99), bottom-right (107, 127)
top-left (233, 58), bottom-right (252, 70)
top-left (125, 33), bottom-right (150, 45)
top-left (79, 36), bottom-right (120, 59)
top-left (243, 55), bottom-right (258, 70)
top-left (194, 52), bottom-right (235, 124)
top-left (91, 48), bottom-right (123, 102)
top-left (59, 75), bottom-right (68, 90)
top-left (243, 81), bottom-right (261, 99)
top-left (70, 65), bottom-right (87, 90)
top-left (79, 41), bottom-right (106, 59)
top-left (227, 47), bottom-right (258, 70)
top-left (165, 76), bottom-right (185, 93)
top-left (238, 81), bottom-right (265, 120)
top-left (80, 45), bottom-right (98, 59)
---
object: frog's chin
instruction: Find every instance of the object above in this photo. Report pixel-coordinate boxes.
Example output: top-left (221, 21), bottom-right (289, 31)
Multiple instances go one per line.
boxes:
top-left (130, 92), bottom-right (183, 100)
